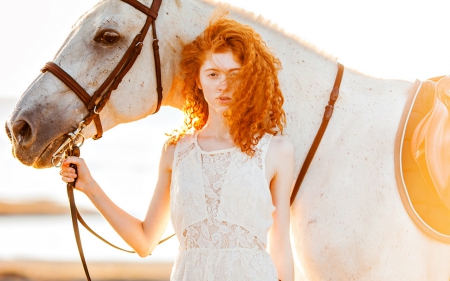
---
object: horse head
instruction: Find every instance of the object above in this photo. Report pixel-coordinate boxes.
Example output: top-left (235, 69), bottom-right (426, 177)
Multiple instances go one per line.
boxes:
top-left (4, 0), bottom-right (330, 171)
top-left (5, 0), bottom-right (192, 168)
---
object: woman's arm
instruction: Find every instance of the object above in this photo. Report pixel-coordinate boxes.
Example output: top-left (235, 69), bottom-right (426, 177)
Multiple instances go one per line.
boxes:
top-left (266, 136), bottom-right (295, 281)
top-left (60, 144), bottom-right (174, 257)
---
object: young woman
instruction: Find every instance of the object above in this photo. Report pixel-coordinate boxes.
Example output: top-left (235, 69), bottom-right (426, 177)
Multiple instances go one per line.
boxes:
top-left (60, 18), bottom-right (294, 281)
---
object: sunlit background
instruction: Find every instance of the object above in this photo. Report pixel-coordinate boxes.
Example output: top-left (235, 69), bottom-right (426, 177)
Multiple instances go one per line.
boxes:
top-left (1, 0), bottom-right (450, 280)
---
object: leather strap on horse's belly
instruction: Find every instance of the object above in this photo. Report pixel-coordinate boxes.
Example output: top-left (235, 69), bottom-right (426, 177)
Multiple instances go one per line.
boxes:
top-left (395, 77), bottom-right (450, 243)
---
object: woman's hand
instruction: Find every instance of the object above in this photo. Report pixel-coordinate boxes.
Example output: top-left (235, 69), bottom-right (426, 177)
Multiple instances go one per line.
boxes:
top-left (58, 144), bottom-right (174, 257)
top-left (60, 156), bottom-right (96, 194)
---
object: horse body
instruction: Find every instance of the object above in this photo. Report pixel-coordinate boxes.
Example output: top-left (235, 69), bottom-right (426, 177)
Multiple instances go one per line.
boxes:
top-left (5, 0), bottom-right (450, 280)
top-left (292, 70), bottom-right (450, 280)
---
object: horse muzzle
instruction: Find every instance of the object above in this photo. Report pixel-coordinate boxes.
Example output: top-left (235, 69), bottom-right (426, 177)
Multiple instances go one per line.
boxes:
top-left (5, 109), bottom-right (71, 168)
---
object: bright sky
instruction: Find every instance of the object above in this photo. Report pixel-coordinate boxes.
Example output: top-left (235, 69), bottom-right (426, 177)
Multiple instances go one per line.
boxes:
top-left (1, 0), bottom-right (450, 99)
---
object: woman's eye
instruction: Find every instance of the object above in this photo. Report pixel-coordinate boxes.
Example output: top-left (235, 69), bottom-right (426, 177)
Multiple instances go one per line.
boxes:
top-left (94, 30), bottom-right (120, 44)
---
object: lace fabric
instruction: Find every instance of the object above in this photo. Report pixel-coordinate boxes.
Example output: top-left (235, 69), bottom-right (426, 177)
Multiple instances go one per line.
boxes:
top-left (182, 151), bottom-right (266, 251)
top-left (170, 132), bottom-right (278, 281)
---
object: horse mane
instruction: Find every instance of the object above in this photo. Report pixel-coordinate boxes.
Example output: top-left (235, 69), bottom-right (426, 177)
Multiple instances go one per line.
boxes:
top-left (206, 0), bottom-right (337, 62)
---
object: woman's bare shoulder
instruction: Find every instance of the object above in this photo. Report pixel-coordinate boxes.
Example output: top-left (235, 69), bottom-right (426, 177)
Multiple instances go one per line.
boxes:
top-left (266, 135), bottom-right (294, 178)
top-left (269, 135), bottom-right (294, 155)
top-left (160, 142), bottom-right (176, 172)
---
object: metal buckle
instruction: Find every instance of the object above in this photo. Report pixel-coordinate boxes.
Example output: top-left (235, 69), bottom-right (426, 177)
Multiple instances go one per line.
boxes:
top-left (51, 121), bottom-right (86, 167)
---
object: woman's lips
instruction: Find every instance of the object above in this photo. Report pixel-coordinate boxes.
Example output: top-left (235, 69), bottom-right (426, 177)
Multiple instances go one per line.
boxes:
top-left (217, 96), bottom-right (232, 104)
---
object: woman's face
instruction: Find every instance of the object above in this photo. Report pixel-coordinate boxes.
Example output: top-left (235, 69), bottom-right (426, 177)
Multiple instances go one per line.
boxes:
top-left (198, 51), bottom-right (241, 114)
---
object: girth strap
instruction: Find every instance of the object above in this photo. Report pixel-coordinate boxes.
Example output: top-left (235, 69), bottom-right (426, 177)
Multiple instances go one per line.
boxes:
top-left (290, 63), bottom-right (344, 205)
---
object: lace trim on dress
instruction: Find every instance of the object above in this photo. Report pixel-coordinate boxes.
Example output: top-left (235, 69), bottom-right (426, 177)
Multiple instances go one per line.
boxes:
top-left (182, 150), bottom-right (266, 251)
top-left (254, 147), bottom-right (264, 170)
top-left (175, 142), bottom-right (195, 167)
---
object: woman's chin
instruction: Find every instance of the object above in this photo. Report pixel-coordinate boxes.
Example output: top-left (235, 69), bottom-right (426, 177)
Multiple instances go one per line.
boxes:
top-left (214, 106), bottom-right (229, 115)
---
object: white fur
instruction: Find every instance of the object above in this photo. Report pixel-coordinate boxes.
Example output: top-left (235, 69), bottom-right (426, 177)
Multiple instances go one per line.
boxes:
top-left (9, 0), bottom-right (450, 279)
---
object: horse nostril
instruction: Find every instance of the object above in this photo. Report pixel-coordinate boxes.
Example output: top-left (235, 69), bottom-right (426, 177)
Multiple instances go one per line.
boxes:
top-left (12, 120), bottom-right (33, 146)
top-left (5, 122), bottom-right (12, 142)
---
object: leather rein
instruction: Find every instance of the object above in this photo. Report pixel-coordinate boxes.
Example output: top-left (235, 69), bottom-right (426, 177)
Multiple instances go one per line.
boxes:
top-left (40, 0), bottom-right (344, 277)
top-left (41, 1), bottom-right (168, 280)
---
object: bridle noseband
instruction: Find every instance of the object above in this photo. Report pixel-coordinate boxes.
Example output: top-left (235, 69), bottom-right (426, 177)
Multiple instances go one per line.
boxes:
top-left (43, 0), bottom-right (163, 166)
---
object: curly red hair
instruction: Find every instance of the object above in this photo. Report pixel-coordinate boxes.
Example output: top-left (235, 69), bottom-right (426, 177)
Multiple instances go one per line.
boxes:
top-left (167, 18), bottom-right (285, 156)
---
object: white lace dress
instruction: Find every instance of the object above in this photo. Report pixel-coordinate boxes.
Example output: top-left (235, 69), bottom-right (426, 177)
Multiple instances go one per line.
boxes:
top-left (170, 131), bottom-right (278, 281)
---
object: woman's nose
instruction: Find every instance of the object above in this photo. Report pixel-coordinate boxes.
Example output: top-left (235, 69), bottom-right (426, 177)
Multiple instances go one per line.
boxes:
top-left (217, 78), bottom-right (228, 89)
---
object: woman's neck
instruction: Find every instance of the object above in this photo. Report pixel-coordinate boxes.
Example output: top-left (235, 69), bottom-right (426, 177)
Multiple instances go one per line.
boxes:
top-left (201, 118), bottom-right (231, 140)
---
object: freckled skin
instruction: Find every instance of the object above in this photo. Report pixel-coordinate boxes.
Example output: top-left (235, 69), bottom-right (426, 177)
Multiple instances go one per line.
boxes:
top-left (197, 51), bottom-right (241, 115)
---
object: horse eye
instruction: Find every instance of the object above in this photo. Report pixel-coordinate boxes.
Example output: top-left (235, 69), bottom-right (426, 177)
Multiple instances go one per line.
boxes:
top-left (94, 30), bottom-right (120, 44)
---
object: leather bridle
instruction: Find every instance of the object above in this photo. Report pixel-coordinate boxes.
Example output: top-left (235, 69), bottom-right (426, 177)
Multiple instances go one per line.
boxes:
top-left (40, 1), bottom-right (166, 280)
top-left (42, 0), bottom-right (163, 144)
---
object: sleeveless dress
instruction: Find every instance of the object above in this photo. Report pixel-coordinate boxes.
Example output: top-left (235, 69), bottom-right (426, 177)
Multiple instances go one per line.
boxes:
top-left (170, 131), bottom-right (278, 281)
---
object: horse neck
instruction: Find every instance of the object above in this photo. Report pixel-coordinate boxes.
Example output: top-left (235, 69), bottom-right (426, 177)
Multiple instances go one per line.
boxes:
top-left (154, 0), bottom-right (217, 109)
top-left (215, 1), bottom-right (344, 136)
top-left (153, 0), bottom-right (418, 193)
top-left (157, 0), bottom-right (340, 111)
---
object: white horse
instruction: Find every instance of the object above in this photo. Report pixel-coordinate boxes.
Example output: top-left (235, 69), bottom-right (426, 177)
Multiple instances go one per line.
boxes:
top-left (5, 0), bottom-right (450, 280)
